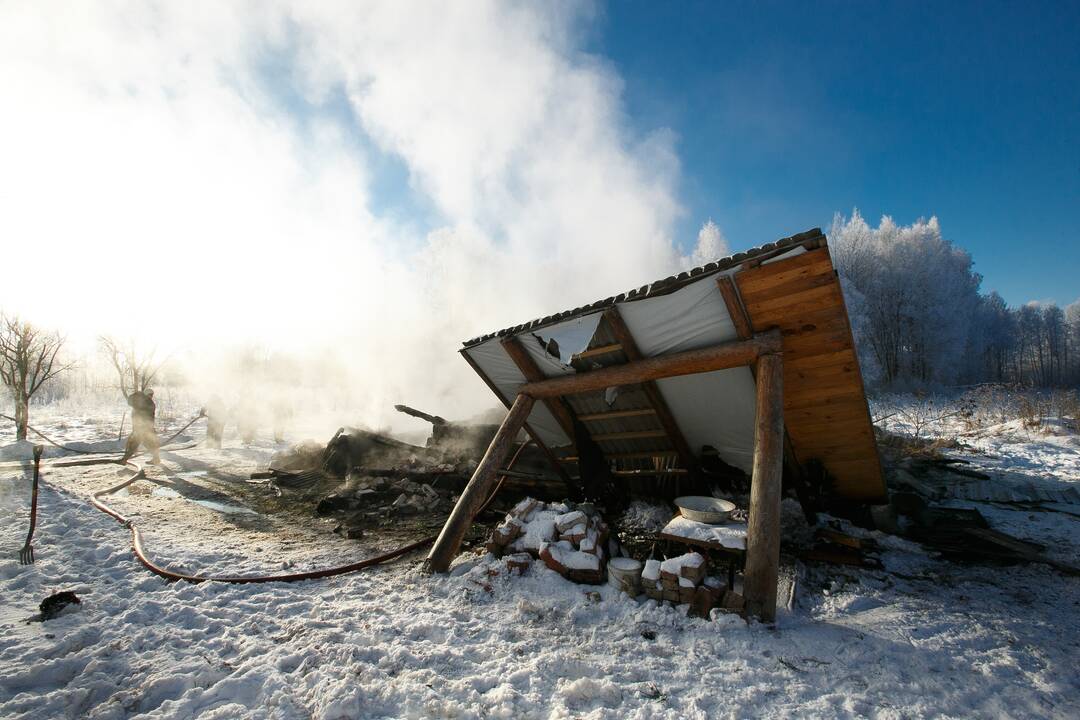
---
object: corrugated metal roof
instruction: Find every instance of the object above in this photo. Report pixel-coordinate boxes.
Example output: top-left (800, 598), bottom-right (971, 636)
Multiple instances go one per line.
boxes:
top-left (463, 228), bottom-right (825, 347)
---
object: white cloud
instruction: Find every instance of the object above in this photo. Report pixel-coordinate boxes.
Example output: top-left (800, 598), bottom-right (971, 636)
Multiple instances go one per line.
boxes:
top-left (0, 1), bottom-right (689, 430)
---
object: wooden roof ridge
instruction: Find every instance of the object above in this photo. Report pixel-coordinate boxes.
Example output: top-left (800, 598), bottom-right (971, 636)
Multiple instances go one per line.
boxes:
top-left (462, 228), bottom-right (826, 347)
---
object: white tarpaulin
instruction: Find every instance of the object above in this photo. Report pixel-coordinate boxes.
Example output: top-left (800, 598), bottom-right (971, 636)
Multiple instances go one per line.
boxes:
top-left (462, 268), bottom-right (759, 473)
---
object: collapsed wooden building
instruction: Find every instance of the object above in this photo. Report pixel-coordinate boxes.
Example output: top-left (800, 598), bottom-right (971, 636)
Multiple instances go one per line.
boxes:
top-left (426, 228), bottom-right (885, 621)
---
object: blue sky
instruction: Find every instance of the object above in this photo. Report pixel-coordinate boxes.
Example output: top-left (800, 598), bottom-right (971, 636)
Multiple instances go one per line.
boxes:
top-left (589, 0), bottom-right (1080, 307)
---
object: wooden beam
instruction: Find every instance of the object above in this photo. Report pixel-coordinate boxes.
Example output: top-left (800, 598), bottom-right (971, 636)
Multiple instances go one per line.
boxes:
top-left (576, 408), bottom-right (656, 422)
top-left (572, 343), bottom-right (622, 361)
top-left (603, 308), bottom-right (700, 479)
top-left (589, 429), bottom-right (668, 442)
top-left (459, 349), bottom-right (572, 485)
top-left (425, 393), bottom-right (535, 573)
top-left (500, 337), bottom-right (579, 442)
top-left (560, 450), bottom-right (679, 462)
top-left (519, 330), bottom-right (780, 399)
top-left (742, 352), bottom-right (784, 623)
top-left (717, 275), bottom-right (754, 340)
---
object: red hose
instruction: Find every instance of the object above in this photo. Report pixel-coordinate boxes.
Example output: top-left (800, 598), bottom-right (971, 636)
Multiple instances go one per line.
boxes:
top-left (87, 440), bottom-right (535, 584)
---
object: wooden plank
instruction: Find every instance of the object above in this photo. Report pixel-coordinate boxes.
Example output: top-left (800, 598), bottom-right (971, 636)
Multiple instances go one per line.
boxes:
top-left (783, 389), bottom-right (866, 412)
top-left (744, 282), bottom-right (844, 317)
top-left (576, 408), bottom-right (656, 422)
top-left (572, 343), bottom-right (622, 360)
top-left (519, 331), bottom-right (780, 399)
top-left (560, 450), bottom-right (679, 462)
top-left (784, 364), bottom-right (860, 386)
top-left (738, 268), bottom-right (837, 306)
top-left (784, 404), bottom-right (870, 425)
top-left (784, 373), bottom-right (865, 398)
top-left (750, 304), bottom-right (848, 334)
top-left (743, 352), bottom-right (784, 623)
top-left (778, 328), bottom-right (853, 361)
top-left (736, 248), bottom-right (833, 294)
top-left (590, 429), bottom-right (668, 442)
top-left (788, 429), bottom-right (877, 451)
top-left (796, 445), bottom-right (876, 461)
top-left (612, 468), bottom-right (689, 476)
top-left (459, 349), bottom-right (571, 485)
top-left (716, 276), bottom-right (753, 340)
top-left (790, 419), bottom-right (877, 439)
top-left (786, 348), bottom-right (859, 371)
top-left (425, 393), bottom-right (535, 573)
top-left (784, 378), bottom-right (866, 405)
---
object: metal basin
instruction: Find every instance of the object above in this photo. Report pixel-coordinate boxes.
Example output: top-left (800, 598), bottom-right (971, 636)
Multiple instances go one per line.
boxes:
top-left (675, 496), bottom-right (737, 524)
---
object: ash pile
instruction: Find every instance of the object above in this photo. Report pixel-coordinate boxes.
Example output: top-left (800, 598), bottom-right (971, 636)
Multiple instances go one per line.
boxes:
top-left (254, 404), bottom-right (557, 540)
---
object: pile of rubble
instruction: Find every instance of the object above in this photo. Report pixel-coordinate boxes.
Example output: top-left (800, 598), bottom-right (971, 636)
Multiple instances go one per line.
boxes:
top-left (641, 552), bottom-right (744, 617)
top-left (486, 497), bottom-right (612, 584)
top-left (315, 470), bottom-right (457, 538)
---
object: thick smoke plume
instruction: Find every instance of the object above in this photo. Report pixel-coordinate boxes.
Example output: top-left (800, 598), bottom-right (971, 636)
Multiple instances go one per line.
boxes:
top-left (0, 2), bottom-right (716, 438)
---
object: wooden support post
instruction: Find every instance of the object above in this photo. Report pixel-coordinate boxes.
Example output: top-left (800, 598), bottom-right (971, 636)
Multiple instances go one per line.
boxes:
top-left (742, 351), bottom-right (784, 623)
top-left (722, 273), bottom-right (816, 523)
top-left (424, 393), bottom-right (536, 573)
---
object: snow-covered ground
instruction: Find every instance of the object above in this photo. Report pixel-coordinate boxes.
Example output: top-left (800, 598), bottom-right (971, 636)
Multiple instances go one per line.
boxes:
top-left (2, 403), bottom-right (1079, 719)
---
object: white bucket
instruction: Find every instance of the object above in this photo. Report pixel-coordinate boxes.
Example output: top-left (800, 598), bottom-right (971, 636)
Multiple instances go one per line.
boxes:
top-left (607, 557), bottom-right (643, 596)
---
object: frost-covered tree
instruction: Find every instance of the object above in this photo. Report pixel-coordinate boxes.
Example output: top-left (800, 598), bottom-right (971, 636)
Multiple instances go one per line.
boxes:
top-left (99, 336), bottom-right (163, 399)
top-left (973, 291), bottom-right (1014, 383)
top-left (0, 315), bottom-right (70, 441)
top-left (683, 219), bottom-right (730, 268)
top-left (1066, 300), bottom-right (1080, 384)
top-left (830, 211), bottom-right (982, 388)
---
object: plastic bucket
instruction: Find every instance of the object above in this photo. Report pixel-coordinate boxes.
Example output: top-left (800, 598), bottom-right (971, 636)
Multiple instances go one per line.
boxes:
top-left (607, 557), bottom-right (643, 596)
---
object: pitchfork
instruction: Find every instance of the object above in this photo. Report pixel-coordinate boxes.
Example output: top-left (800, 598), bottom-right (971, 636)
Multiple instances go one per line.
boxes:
top-left (18, 445), bottom-right (44, 565)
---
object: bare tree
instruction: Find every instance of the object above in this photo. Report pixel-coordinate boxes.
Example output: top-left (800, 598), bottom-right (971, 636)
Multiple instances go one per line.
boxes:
top-left (99, 336), bottom-right (164, 399)
top-left (0, 315), bottom-right (71, 441)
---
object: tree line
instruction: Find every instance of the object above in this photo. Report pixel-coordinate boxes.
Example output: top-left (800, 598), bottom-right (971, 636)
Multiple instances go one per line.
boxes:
top-left (0, 314), bottom-right (162, 441)
top-left (831, 211), bottom-right (1080, 390)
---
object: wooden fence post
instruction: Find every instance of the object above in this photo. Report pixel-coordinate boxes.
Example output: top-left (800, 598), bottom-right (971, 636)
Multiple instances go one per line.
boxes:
top-left (424, 392), bottom-right (536, 573)
top-left (742, 351), bottom-right (784, 622)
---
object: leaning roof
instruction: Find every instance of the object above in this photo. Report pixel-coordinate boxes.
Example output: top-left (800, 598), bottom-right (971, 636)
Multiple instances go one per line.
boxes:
top-left (463, 228), bottom-right (825, 347)
top-left (460, 227), bottom-right (886, 502)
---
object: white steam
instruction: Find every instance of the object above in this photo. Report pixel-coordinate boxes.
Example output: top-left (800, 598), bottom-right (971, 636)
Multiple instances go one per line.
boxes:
top-left (0, 2), bottom-right (699, 435)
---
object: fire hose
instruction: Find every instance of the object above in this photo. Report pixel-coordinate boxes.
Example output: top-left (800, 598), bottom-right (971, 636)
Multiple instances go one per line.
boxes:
top-left (89, 439), bottom-right (531, 584)
top-left (7, 410), bottom-right (530, 583)
top-left (1, 411), bottom-right (204, 455)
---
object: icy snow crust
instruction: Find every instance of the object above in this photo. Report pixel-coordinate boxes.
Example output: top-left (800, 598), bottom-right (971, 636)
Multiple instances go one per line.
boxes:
top-left (2, 409), bottom-right (1080, 718)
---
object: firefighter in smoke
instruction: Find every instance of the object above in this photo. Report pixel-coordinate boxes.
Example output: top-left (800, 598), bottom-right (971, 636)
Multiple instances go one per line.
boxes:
top-left (200, 395), bottom-right (226, 449)
top-left (121, 388), bottom-right (161, 464)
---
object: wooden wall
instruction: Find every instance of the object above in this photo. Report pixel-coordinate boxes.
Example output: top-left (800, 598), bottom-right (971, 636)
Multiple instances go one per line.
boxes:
top-left (735, 247), bottom-right (886, 501)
